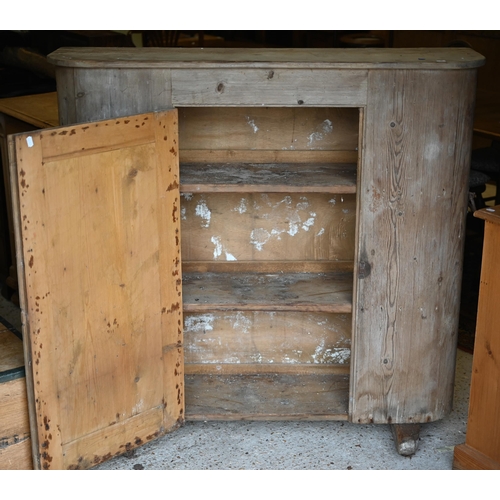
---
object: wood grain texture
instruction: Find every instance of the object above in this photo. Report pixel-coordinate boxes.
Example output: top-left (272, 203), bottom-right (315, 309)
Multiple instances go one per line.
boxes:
top-left (0, 92), bottom-right (59, 129)
top-left (47, 47), bottom-right (485, 70)
top-left (0, 377), bottom-right (32, 469)
top-left (0, 437), bottom-right (32, 470)
top-left (180, 192), bottom-right (356, 262)
top-left (0, 327), bottom-right (24, 372)
top-left (178, 107), bottom-right (359, 152)
top-left (183, 272), bottom-right (353, 313)
top-left (180, 163), bottom-right (356, 193)
top-left (171, 68), bottom-right (367, 106)
top-left (56, 67), bottom-right (173, 125)
top-left (350, 69), bottom-right (478, 424)
top-left (184, 311), bottom-right (351, 365)
top-left (453, 443), bottom-right (500, 470)
top-left (9, 110), bottom-right (183, 469)
top-left (185, 371), bottom-right (349, 420)
top-left (461, 213), bottom-right (500, 464)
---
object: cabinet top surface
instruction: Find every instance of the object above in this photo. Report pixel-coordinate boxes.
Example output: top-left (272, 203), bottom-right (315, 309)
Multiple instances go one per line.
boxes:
top-left (48, 47), bottom-right (485, 70)
top-left (474, 206), bottom-right (500, 224)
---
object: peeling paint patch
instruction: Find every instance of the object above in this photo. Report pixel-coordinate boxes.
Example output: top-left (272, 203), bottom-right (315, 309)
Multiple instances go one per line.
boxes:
top-left (250, 228), bottom-right (270, 251)
top-left (195, 199), bottom-right (211, 227)
top-left (211, 236), bottom-right (222, 258)
top-left (233, 198), bottom-right (247, 214)
top-left (184, 314), bottom-right (215, 333)
top-left (246, 116), bottom-right (259, 133)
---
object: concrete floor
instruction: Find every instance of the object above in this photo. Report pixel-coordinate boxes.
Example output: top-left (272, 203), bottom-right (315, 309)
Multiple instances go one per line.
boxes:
top-left (0, 293), bottom-right (473, 470)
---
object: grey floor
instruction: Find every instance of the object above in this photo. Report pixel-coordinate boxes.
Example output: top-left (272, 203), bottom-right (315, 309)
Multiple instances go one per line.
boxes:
top-left (0, 294), bottom-right (472, 470)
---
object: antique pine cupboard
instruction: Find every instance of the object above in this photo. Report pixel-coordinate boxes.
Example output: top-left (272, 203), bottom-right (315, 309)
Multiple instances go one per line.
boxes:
top-left (7, 48), bottom-right (484, 469)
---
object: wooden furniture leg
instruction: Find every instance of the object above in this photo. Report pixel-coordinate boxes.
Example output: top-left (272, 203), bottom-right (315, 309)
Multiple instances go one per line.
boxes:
top-left (391, 424), bottom-right (421, 456)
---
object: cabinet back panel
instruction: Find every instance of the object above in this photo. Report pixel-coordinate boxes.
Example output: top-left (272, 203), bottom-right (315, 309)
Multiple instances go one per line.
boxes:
top-left (180, 192), bottom-right (356, 262)
top-left (184, 311), bottom-right (351, 365)
top-left (178, 107), bottom-right (359, 154)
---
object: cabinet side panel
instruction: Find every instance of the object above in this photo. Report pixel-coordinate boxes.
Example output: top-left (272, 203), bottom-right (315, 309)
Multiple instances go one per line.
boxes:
top-left (58, 68), bottom-right (173, 125)
top-left (351, 69), bottom-right (477, 423)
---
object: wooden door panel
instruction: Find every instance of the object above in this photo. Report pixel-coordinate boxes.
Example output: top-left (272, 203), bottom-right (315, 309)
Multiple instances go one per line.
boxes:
top-left (9, 110), bottom-right (183, 469)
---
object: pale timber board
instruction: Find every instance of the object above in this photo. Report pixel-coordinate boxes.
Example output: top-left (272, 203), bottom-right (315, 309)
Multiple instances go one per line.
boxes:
top-left (185, 371), bottom-right (349, 420)
top-left (180, 192), bottom-right (356, 262)
top-left (0, 377), bottom-right (30, 448)
top-left (0, 327), bottom-right (24, 373)
top-left (182, 272), bottom-right (353, 313)
top-left (350, 69), bottom-right (477, 424)
top-left (0, 437), bottom-right (32, 470)
top-left (465, 218), bottom-right (500, 463)
top-left (0, 92), bottom-right (59, 129)
top-left (9, 110), bottom-right (183, 469)
top-left (180, 163), bottom-right (357, 193)
top-left (178, 107), bottom-right (360, 152)
top-left (183, 311), bottom-right (351, 365)
top-left (48, 47), bottom-right (485, 70)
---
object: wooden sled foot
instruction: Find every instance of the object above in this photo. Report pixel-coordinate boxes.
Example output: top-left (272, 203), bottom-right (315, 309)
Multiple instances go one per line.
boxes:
top-left (390, 424), bottom-right (421, 456)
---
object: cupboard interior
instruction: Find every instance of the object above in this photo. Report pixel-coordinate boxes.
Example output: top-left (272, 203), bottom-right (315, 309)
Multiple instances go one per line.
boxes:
top-left (177, 106), bottom-right (360, 420)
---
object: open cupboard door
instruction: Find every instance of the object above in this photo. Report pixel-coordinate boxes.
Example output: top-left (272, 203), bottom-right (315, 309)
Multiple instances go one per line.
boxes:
top-left (8, 110), bottom-right (183, 469)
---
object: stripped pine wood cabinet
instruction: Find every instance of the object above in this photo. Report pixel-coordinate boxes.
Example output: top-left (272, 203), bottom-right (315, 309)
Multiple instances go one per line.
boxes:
top-left (8, 48), bottom-right (484, 468)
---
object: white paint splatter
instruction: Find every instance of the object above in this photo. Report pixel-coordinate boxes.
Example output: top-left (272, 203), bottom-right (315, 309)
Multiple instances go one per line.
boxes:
top-left (234, 198), bottom-right (247, 214)
top-left (225, 252), bottom-right (237, 261)
top-left (182, 193), bottom-right (193, 201)
top-left (230, 311), bottom-right (252, 334)
top-left (184, 314), bottom-right (215, 333)
top-left (342, 208), bottom-right (350, 214)
top-left (307, 132), bottom-right (323, 147)
top-left (250, 228), bottom-right (270, 251)
top-left (317, 228), bottom-right (325, 236)
top-left (211, 236), bottom-right (222, 258)
top-left (195, 200), bottom-right (211, 227)
top-left (329, 198), bottom-right (337, 205)
top-left (302, 212), bottom-right (316, 231)
top-left (181, 206), bottom-right (187, 220)
top-left (246, 116), bottom-right (259, 133)
top-left (322, 119), bottom-right (333, 133)
top-left (210, 237), bottom-right (237, 261)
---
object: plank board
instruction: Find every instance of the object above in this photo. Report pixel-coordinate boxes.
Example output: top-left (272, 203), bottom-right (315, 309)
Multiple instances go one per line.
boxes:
top-left (183, 272), bottom-right (353, 313)
top-left (9, 110), bottom-right (183, 469)
top-left (351, 68), bottom-right (477, 424)
top-left (184, 311), bottom-right (351, 365)
top-left (180, 163), bottom-right (357, 193)
top-left (0, 326), bottom-right (24, 373)
top-left (180, 192), bottom-right (356, 262)
top-left (185, 371), bottom-right (349, 420)
top-left (178, 107), bottom-right (360, 152)
top-left (0, 377), bottom-right (32, 469)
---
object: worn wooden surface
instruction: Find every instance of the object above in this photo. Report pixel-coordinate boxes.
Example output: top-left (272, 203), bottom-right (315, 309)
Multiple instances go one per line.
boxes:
top-left (47, 49), bottom-right (482, 441)
top-left (0, 92), bottom-right (59, 129)
top-left (0, 377), bottom-right (32, 469)
top-left (184, 311), bottom-right (351, 365)
top-left (350, 69), bottom-right (477, 424)
top-left (185, 371), bottom-right (350, 420)
top-left (391, 424), bottom-right (421, 456)
top-left (453, 207), bottom-right (500, 469)
top-left (48, 47), bottom-right (485, 69)
top-left (180, 163), bottom-right (357, 193)
top-left (183, 272), bottom-right (352, 313)
top-left (9, 110), bottom-right (183, 470)
top-left (0, 326), bottom-right (24, 373)
top-left (180, 192), bottom-right (356, 263)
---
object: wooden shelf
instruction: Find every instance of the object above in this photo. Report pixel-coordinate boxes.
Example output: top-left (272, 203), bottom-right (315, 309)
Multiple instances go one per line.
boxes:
top-left (182, 272), bottom-right (353, 313)
top-left (184, 368), bottom-right (349, 420)
top-left (180, 163), bottom-right (357, 193)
